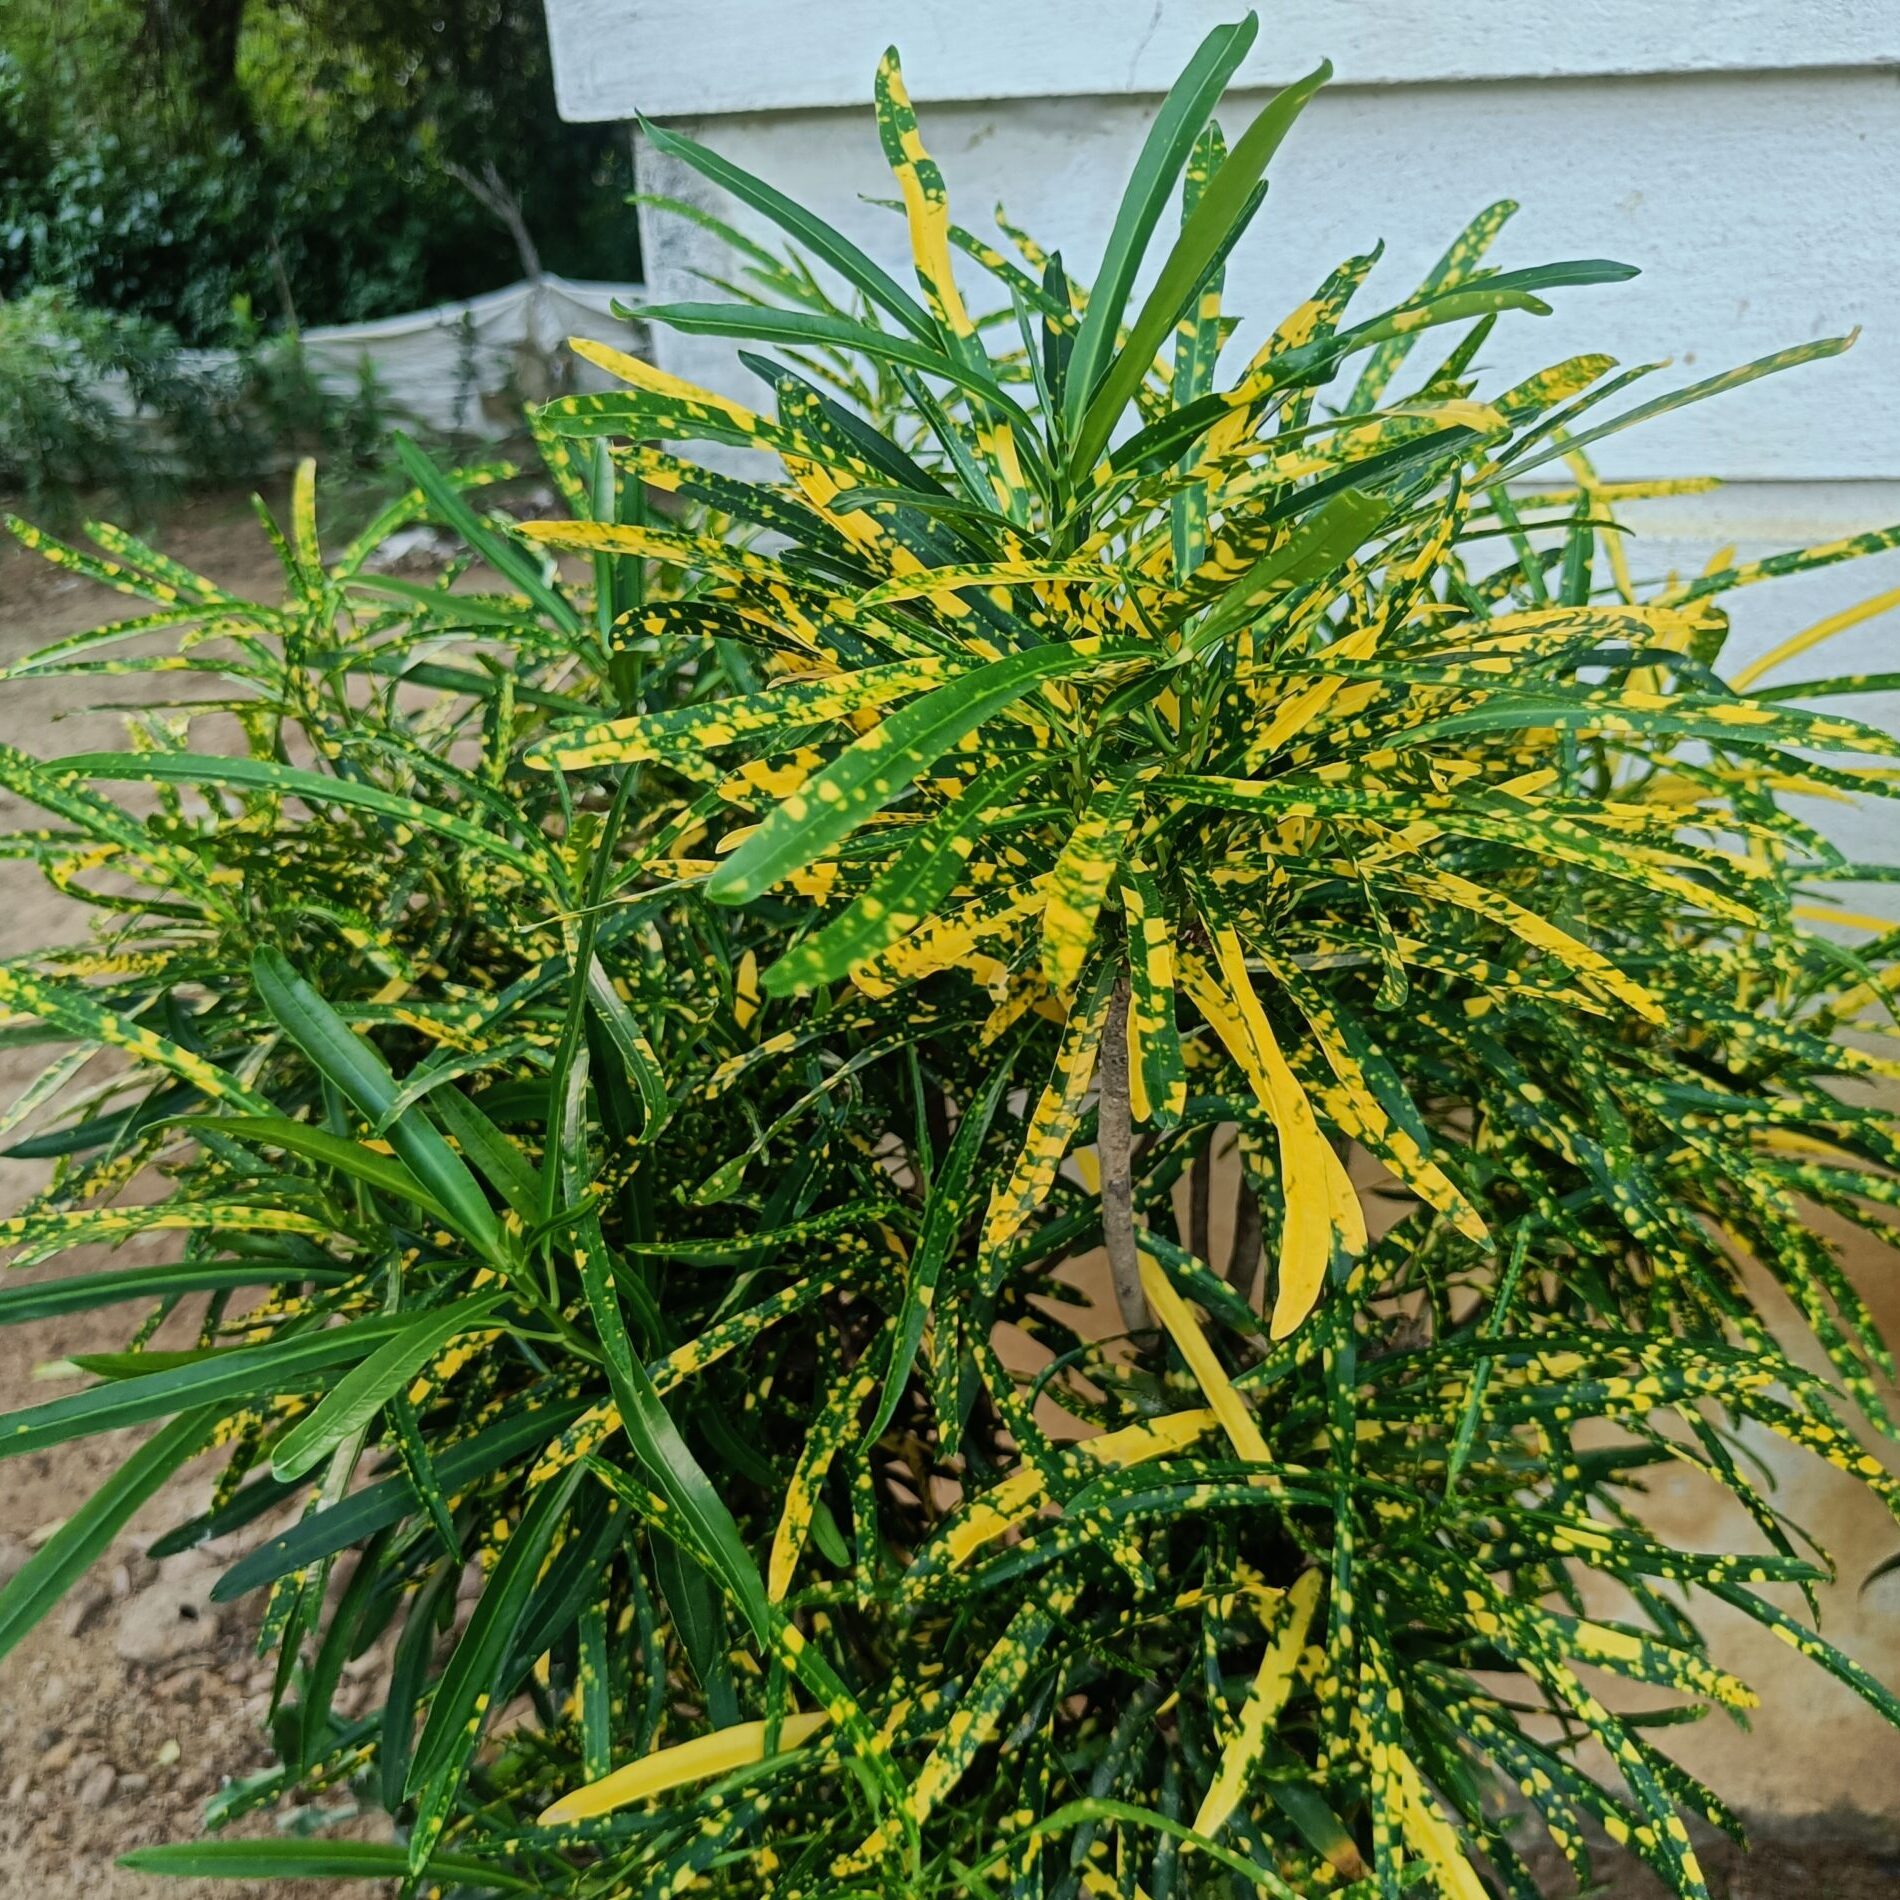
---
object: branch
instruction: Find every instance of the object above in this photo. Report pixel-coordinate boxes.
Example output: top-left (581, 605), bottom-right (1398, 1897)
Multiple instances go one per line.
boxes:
top-left (1098, 971), bottom-right (1151, 1337)
top-left (444, 159), bottom-right (542, 281)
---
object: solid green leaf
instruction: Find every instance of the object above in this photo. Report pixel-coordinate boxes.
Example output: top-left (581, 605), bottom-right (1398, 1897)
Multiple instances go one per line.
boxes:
top-left (0, 1314), bottom-right (412, 1461)
top-left (0, 1408), bottom-right (216, 1664)
top-left (407, 1464), bottom-right (584, 1799)
top-left (1062, 13), bottom-right (1259, 435)
top-left (119, 1837), bottom-right (534, 1889)
top-left (270, 1291), bottom-right (506, 1481)
top-left (183, 1113), bottom-right (452, 1223)
top-left (251, 947), bottom-right (507, 1267)
top-left (1071, 57), bottom-right (1331, 478)
top-left (639, 117), bottom-right (937, 341)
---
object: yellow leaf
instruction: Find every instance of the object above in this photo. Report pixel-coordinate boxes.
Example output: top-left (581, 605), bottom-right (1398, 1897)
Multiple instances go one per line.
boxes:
top-left (538, 1710), bottom-right (830, 1824)
top-left (1395, 1749), bottom-right (1490, 1900)
top-left (1194, 1567), bottom-right (1323, 1838)
top-left (565, 335), bottom-right (761, 431)
top-left (1179, 934), bottom-right (1365, 1337)
top-left (1137, 1247), bottom-right (1272, 1467)
top-left (873, 51), bottom-right (973, 342)
top-left (936, 1408), bottom-right (1215, 1570)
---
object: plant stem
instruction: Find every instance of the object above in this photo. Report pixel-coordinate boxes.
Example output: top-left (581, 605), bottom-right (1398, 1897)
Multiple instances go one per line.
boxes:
top-left (1227, 1172), bottom-right (1261, 1299)
top-left (1188, 1146), bottom-right (1212, 1268)
top-left (1099, 971), bottom-right (1151, 1336)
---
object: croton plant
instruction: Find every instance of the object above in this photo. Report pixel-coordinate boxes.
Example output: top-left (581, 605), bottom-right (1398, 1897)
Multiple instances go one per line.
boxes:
top-left (2, 14), bottom-right (1899, 1900)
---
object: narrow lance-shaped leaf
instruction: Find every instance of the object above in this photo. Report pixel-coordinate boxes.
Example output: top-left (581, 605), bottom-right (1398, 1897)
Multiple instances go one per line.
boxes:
top-left (1179, 928), bottom-right (1365, 1338)
top-left (708, 641), bottom-right (1149, 905)
top-left (539, 1711), bottom-right (832, 1825)
top-left (0, 1409), bottom-right (217, 1664)
top-left (1195, 1566), bottom-right (1325, 1837)
top-left (61, 751), bottom-right (553, 884)
top-left (0, 966), bottom-right (268, 1114)
top-left (183, 1113), bottom-right (451, 1225)
top-left (405, 1464), bottom-right (584, 1805)
top-left (120, 1839), bottom-right (534, 1890)
top-left (1348, 198), bottom-right (1518, 413)
top-left (392, 431), bottom-right (582, 635)
top-left (639, 116), bottom-right (938, 341)
top-left (762, 760), bottom-right (1042, 996)
top-left (0, 1314), bottom-right (416, 1462)
top-left (864, 1052), bottom-right (1016, 1451)
top-left (1041, 769), bottom-right (1142, 997)
top-left (270, 1291), bottom-right (506, 1482)
top-left (1062, 13), bottom-right (1260, 435)
top-left (1072, 57), bottom-right (1332, 480)
top-left (1120, 865), bottom-right (1186, 1126)
top-left (983, 960), bottom-right (1118, 1252)
top-left (769, 1338), bottom-right (887, 1603)
top-left (251, 948), bottom-right (507, 1267)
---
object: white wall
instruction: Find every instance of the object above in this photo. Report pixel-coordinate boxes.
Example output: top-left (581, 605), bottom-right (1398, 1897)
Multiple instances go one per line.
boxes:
top-left (546, 1), bottom-right (1900, 115)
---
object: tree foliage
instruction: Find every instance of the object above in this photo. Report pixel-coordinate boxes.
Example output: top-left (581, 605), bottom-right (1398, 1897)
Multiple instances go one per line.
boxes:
top-left (0, 1), bottom-right (635, 343)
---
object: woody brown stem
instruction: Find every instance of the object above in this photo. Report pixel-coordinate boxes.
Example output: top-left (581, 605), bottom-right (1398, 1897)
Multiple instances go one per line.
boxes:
top-left (1188, 1145), bottom-right (1212, 1268)
top-left (1099, 972), bottom-right (1151, 1337)
top-left (1227, 1172), bottom-right (1262, 1300)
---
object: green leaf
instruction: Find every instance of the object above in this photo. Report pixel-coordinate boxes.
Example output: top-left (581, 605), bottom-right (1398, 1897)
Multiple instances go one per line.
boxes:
top-left (183, 1113), bottom-right (452, 1223)
top-left (1348, 198), bottom-right (1517, 412)
top-left (639, 118), bottom-right (936, 342)
top-left (0, 1314), bottom-right (412, 1461)
top-left (584, 957), bottom-right (671, 1134)
top-left (212, 1398), bottom-right (587, 1601)
top-left (1505, 332), bottom-right (1857, 479)
top-left (0, 965), bottom-right (267, 1114)
top-left (119, 1838), bottom-right (534, 1889)
top-left (638, 302), bottom-right (1032, 426)
top-left (1062, 14), bottom-right (1259, 436)
top-left (391, 432), bottom-right (582, 635)
top-left (406, 1464), bottom-right (584, 1801)
top-left (60, 752), bottom-right (551, 884)
top-left (251, 948), bottom-right (506, 1267)
top-left (761, 760), bottom-right (1041, 995)
top-left (708, 642), bottom-right (1147, 905)
top-left (0, 1260), bottom-right (349, 1326)
top-left (0, 1200), bottom-right (332, 1268)
top-left (587, 1365), bottom-right (772, 1643)
top-left (432, 1085), bottom-right (545, 1227)
top-left (1177, 488), bottom-right (1388, 656)
top-left (270, 1291), bottom-right (506, 1482)
top-left (865, 1054), bottom-right (1014, 1448)
top-left (1072, 58), bottom-right (1331, 478)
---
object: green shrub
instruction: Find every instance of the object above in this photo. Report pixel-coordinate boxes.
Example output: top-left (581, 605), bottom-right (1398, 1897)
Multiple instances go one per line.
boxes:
top-left (1, 16), bottom-right (1899, 1900)
top-left (0, 288), bottom-right (202, 508)
top-left (0, 285), bottom-right (394, 516)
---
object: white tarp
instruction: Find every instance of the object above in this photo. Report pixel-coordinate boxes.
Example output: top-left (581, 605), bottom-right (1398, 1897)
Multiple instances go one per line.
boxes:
top-left (277, 273), bottom-right (646, 436)
top-left (113, 274), bottom-right (644, 442)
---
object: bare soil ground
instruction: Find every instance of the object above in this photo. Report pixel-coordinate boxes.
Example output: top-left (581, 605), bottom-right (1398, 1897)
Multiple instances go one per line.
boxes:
top-left (2, 489), bottom-right (1897, 1898)
top-left (0, 490), bottom-right (385, 1898)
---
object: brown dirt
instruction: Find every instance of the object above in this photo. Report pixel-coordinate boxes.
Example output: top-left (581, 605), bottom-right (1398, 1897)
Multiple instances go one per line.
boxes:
top-left (0, 489), bottom-right (388, 1898)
